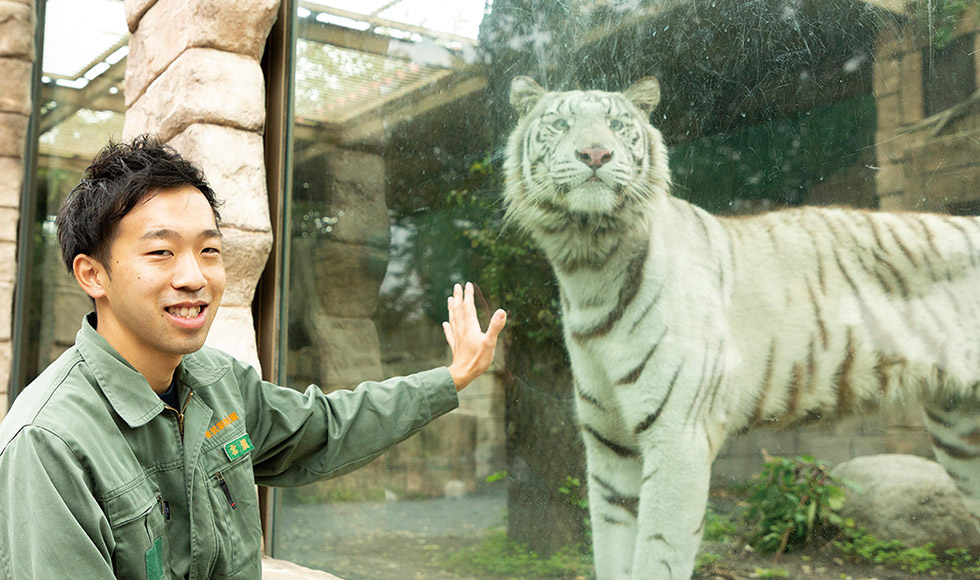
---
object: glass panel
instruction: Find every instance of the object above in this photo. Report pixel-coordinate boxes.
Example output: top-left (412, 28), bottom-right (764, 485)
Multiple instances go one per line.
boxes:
top-left (275, 1), bottom-right (980, 578)
top-left (17, 0), bottom-right (127, 386)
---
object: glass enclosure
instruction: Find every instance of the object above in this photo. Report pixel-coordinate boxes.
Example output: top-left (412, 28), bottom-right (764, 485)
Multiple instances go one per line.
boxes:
top-left (272, 0), bottom-right (979, 578)
top-left (14, 0), bottom-right (980, 578)
top-left (15, 0), bottom-right (128, 393)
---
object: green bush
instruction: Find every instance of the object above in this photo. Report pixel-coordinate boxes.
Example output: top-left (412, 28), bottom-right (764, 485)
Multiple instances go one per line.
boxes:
top-left (835, 522), bottom-right (980, 575)
top-left (703, 503), bottom-right (738, 543)
top-left (744, 454), bottom-right (849, 555)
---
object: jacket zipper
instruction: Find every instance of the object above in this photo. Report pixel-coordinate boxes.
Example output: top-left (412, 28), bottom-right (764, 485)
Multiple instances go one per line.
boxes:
top-left (157, 494), bottom-right (171, 520)
top-left (163, 390), bottom-right (194, 440)
top-left (215, 472), bottom-right (236, 509)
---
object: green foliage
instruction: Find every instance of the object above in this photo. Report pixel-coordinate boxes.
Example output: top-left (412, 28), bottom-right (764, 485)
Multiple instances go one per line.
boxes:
top-left (670, 95), bottom-right (877, 214)
top-left (485, 469), bottom-right (509, 483)
top-left (909, 0), bottom-right (979, 49)
top-left (744, 454), bottom-right (850, 555)
top-left (557, 476), bottom-right (589, 511)
top-left (834, 522), bottom-right (980, 575)
top-left (703, 503), bottom-right (738, 543)
top-left (694, 551), bottom-right (724, 572)
top-left (442, 530), bottom-right (592, 579)
top-left (381, 155), bottom-right (562, 346)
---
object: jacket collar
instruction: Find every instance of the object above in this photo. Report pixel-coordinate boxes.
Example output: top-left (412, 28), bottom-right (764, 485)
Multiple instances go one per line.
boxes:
top-left (74, 313), bottom-right (227, 429)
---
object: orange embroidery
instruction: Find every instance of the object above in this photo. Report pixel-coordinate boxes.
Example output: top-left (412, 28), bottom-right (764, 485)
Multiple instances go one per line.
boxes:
top-left (205, 412), bottom-right (240, 438)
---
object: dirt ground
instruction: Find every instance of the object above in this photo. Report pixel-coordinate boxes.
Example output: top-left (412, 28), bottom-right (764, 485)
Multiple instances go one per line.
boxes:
top-left (273, 491), bottom-right (980, 580)
top-left (695, 543), bottom-right (979, 580)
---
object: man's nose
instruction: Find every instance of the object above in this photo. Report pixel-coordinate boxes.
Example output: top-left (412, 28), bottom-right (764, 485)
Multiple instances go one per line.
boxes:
top-left (172, 253), bottom-right (208, 290)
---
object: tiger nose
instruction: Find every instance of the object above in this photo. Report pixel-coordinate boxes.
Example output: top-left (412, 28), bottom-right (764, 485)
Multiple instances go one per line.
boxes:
top-left (577, 147), bottom-right (613, 168)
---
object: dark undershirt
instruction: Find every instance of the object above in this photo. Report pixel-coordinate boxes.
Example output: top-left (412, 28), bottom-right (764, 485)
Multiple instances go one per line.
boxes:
top-left (159, 381), bottom-right (180, 409)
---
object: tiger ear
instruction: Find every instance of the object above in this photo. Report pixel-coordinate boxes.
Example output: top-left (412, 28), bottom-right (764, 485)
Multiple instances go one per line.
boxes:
top-left (624, 77), bottom-right (661, 115)
top-left (510, 76), bottom-right (546, 117)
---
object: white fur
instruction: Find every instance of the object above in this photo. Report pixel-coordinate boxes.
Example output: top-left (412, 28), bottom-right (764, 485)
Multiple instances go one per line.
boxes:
top-left (503, 77), bottom-right (980, 579)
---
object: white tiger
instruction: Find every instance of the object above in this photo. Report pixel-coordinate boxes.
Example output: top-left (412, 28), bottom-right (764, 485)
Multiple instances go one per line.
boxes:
top-left (502, 75), bottom-right (980, 580)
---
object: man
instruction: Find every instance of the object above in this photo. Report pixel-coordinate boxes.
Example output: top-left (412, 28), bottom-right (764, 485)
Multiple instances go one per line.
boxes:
top-left (0, 135), bottom-right (506, 579)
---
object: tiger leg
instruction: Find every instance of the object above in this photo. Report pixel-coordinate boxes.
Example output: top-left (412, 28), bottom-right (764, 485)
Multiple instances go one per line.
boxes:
top-left (631, 426), bottom-right (712, 580)
top-left (576, 390), bottom-right (641, 580)
top-left (923, 399), bottom-right (980, 531)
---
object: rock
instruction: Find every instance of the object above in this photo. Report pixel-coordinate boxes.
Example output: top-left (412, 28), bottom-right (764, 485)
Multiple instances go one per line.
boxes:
top-left (0, 58), bottom-right (31, 115)
top-left (0, 1), bottom-right (33, 59)
top-left (124, 48), bottom-right (266, 142)
top-left (207, 305), bottom-right (261, 373)
top-left (167, 124), bottom-right (271, 232)
top-left (126, 0), bottom-right (279, 102)
top-left (216, 225), bottom-right (273, 308)
top-left (831, 454), bottom-right (980, 551)
top-left (0, 112), bottom-right (28, 157)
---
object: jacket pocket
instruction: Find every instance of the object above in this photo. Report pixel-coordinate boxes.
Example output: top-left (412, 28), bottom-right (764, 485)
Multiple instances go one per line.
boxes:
top-left (102, 480), bottom-right (167, 580)
top-left (205, 451), bottom-right (261, 578)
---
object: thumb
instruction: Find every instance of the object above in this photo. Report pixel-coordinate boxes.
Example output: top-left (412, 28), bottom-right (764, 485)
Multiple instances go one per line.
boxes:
top-left (485, 309), bottom-right (507, 342)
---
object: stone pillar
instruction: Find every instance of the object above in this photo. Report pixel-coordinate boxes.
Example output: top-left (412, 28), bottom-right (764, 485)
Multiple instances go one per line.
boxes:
top-left (122, 0), bottom-right (280, 369)
top-left (290, 146), bottom-right (389, 390)
top-left (0, 0), bottom-right (34, 419)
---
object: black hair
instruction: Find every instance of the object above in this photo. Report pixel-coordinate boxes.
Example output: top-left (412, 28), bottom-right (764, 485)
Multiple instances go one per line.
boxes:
top-left (56, 134), bottom-right (222, 274)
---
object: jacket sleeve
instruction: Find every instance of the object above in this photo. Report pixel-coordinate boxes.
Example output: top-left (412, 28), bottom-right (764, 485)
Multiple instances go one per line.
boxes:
top-left (0, 426), bottom-right (115, 579)
top-left (235, 362), bottom-right (459, 487)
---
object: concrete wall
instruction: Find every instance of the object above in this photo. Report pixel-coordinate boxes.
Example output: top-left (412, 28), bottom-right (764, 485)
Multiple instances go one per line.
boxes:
top-left (0, 0), bottom-right (34, 421)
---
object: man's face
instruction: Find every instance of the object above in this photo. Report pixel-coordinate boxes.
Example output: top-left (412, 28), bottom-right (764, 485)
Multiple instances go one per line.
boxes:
top-left (92, 186), bottom-right (226, 374)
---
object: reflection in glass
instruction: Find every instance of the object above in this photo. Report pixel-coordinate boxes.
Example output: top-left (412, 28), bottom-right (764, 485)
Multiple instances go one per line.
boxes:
top-left (17, 0), bottom-right (127, 387)
top-left (274, 2), bottom-right (508, 576)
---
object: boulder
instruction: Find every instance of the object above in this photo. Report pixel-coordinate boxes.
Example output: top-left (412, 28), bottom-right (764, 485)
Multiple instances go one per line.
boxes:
top-left (831, 454), bottom-right (980, 551)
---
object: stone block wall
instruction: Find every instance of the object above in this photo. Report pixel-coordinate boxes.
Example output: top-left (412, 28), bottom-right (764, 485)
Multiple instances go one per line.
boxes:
top-left (875, 7), bottom-right (980, 212)
top-left (122, 0), bottom-right (279, 369)
top-left (0, 0), bottom-right (34, 420)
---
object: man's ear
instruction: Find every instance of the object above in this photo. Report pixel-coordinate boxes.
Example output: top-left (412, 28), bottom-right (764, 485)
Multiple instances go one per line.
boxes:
top-left (73, 254), bottom-right (108, 300)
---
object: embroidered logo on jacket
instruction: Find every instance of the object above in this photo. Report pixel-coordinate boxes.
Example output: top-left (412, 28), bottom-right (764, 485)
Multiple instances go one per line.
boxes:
top-left (224, 433), bottom-right (254, 461)
top-left (206, 412), bottom-right (239, 438)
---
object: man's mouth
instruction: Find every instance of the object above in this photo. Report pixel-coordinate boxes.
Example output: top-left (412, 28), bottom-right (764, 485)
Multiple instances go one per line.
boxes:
top-left (167, 305), bottom-right (203, 319)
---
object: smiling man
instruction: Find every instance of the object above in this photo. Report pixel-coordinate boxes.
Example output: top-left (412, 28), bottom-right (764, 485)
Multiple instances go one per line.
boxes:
top-left (0, 135), bottom-right (506, 579)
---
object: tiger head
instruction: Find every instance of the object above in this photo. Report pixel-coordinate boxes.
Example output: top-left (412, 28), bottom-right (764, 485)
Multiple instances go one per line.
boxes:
top-left (502, 77), bottom-right (672, 242)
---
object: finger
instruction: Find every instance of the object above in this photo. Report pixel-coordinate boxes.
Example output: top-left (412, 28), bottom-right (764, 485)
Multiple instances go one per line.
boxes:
top-left (460, 282), bottom-right (480, 325)
top-left (442, 321), bottom-right (454, 346)
top-left (484, 309), bottom-right (507, 342)
top-left (450, 284), bottom-right (464, 320)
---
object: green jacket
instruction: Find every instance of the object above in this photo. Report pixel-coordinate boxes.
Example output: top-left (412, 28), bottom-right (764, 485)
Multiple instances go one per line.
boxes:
top-left (0, 315), bottom-right (458, 579)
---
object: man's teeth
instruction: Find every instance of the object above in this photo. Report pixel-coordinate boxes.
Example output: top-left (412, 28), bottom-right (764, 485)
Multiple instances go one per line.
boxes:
top-left (169, 306), bottom-right (202, 318)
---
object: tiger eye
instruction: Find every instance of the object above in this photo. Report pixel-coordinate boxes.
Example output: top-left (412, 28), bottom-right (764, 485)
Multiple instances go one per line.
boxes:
top-left (551, 118), bottom-right (569, 131)
top-left (609, 119), bottom-right (625, 131)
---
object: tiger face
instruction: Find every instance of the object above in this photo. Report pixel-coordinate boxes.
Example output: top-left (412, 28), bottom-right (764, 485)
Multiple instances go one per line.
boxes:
top-left (504, 77), bottom-right (670, 231)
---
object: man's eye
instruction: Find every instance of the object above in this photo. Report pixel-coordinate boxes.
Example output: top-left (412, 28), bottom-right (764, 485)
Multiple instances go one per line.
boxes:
top-left (148, 249), bottom-right (172, 256)
top-left (203, 247), bottom-right (221, 255)
top-left (609, 119), bottom-right (624, 131)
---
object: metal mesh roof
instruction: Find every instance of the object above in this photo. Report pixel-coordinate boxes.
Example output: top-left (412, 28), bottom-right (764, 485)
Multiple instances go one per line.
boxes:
top-left (295, 40), bottom-right (452, 124)
top-left (38, 109), bottom-right (125, 159)
top-left (42, 0), bottom-right (127, 81)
